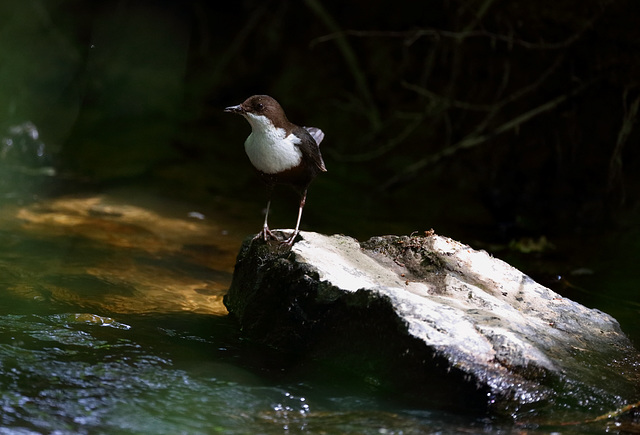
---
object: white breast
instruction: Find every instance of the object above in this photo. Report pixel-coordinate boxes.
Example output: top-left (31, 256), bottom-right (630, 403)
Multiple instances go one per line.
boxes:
top-left (243, 113), bottom-right (302, 174)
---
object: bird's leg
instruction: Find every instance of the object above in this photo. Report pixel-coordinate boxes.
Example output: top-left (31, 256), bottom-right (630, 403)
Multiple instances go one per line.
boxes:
top-left (255, 185), bottom-right (278, 241)
top-left (284, 189), bottom-right (307, 245)
top-left (255, 199), bottom-right (277, 241)
top-left (261, 200), bottom-right (274, 240)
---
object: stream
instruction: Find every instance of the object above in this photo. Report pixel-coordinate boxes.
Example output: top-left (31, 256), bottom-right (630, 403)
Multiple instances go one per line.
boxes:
top-left (0, 186), bottom-right (636, 434)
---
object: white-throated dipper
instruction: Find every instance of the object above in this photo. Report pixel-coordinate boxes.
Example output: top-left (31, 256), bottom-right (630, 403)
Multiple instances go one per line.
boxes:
top-left (224, 95), bottom-right (327, 245)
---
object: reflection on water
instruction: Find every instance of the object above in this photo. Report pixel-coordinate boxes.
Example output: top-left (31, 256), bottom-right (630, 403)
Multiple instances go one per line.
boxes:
top-left (0, 192), bottom-right (501, 434)
top-left (0, 303), bottom-right (494, 434)
top-left (0, 194), bottom-right (237, 315)
top-left (0, 192), bottom-right (623, 433)
top-left (0, 313), bottom-right (248, 434)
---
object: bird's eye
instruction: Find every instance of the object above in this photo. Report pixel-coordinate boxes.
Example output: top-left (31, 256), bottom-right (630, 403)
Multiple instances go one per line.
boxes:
top-left (256, 103), bottom-right (264, 111)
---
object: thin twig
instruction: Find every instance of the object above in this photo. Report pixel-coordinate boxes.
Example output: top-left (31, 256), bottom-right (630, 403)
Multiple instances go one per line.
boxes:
top-left (607, 87), bottom-right (640, 204)
top-left (403, 54), bottom-right (564, 113)
top-left (304, 0), bottom-right (381, 130)
top-left (327, 113), bottom-right (429, 163)
top-left (462, 0), bottom-right (499, 34)
top-left (557, 400), bottom-right (640, 426)
top-left (380, 80), bottom-right (596, 191)
top-left (208, 2), bottom-right (269, 83)
top-left (310, 24), bottom-right (592, 51)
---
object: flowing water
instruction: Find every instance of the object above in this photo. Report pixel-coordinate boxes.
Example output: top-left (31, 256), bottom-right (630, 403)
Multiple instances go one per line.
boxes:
top-left (0, 132), bottom-right (636, 433)
top-left (0, 191), bottom-right (512, 434)
top-left (0, 190), bottom-right (634, 434)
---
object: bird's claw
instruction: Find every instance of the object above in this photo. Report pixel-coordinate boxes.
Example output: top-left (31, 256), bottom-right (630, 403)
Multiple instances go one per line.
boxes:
top-left (255, 227), bottom-right (278, 242)
top-left (283, 230), bottom-right (299, 246)
top-left (253, 228), bottom-right (299, 246)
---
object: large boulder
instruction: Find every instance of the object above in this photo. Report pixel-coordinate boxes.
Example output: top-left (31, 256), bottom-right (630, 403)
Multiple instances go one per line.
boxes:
top-left (224, 231), bottom-right (640, 416)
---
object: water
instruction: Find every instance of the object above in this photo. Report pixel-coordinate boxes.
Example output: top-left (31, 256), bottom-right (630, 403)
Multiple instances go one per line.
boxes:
top-left (0, 125), bottom-right (636, 433)
top-left (0, 194), bottom-right (505, 434)
top-left (0, 192), bottom-right (634, 434)
top-left (0, 311), bottom-right (495, 434)
top-left (0, 193), bottom-right (459, 434)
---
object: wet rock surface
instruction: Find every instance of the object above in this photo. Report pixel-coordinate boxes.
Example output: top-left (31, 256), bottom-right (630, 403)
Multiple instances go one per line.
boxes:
top-left (224, 231), bottom-right (640, 414)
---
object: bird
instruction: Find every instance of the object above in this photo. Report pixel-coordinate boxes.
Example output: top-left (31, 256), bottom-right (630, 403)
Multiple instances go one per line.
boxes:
top-left (224, 95), bottom-right (327, 245)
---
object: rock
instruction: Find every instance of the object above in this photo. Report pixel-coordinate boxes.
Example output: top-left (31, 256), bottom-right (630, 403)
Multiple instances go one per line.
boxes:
top-left (224, 231), bottom-right (640, 415)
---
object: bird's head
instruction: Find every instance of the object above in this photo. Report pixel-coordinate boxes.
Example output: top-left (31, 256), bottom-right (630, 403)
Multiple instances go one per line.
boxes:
top-left (225, 95), bottom-right (288, 132)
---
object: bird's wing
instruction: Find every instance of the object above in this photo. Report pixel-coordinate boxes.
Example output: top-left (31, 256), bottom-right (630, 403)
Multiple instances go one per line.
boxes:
top-left (303, 127), bottom-right (325, 146)
top-left (296, 126), bottom-right (327, 173)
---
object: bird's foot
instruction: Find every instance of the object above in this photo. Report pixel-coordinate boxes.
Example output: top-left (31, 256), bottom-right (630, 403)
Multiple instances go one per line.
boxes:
top-left (253, 227), bottom-right (299, 246)
top-left (255, 226), bottom-right (278, 242)
top-left (283, 230), bottom-right (300, 246)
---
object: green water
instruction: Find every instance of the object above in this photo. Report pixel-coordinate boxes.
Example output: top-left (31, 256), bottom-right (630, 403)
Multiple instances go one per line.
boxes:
top-left (0, 190), bottom-right (634, 434)
top-left (0, 196), bottom-right (500, 434)
top-left (0, 129), bottom-right (636, 433)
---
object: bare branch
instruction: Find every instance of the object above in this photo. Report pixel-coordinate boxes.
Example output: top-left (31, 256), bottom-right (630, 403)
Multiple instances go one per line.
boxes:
top-left (310, 19), bottom-right (596, 51)
top-left (402, 54), bottom-right (565, 112)
top-left (608, 87), bottom-right (640, 204)
top-left (380, 80), bottom-right (596, 191)
top-left (304, 0), bottom-right (381, 130)
top-left (326, 113), bottom-right (428, 163)
top-left (461, 0), bottom-right (499, 33)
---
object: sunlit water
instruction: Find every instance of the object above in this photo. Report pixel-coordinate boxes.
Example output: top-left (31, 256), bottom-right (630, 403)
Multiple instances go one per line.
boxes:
top-left (0, 193), bottom-right (508, 434)
top-left (0, 138), bottom-right (635, 434)
top-left (0, 123), bottom-right (519, 433)
top-left (0, 192), bottom-right (630, 434)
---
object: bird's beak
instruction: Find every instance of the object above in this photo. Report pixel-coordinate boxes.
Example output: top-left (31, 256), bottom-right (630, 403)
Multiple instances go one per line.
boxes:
top-left (224, 104), bottom-right (245, 114)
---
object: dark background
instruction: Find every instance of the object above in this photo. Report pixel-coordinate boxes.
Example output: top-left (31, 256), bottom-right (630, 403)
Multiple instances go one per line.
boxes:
top-left (1, 0), bottom-right (639, 332)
